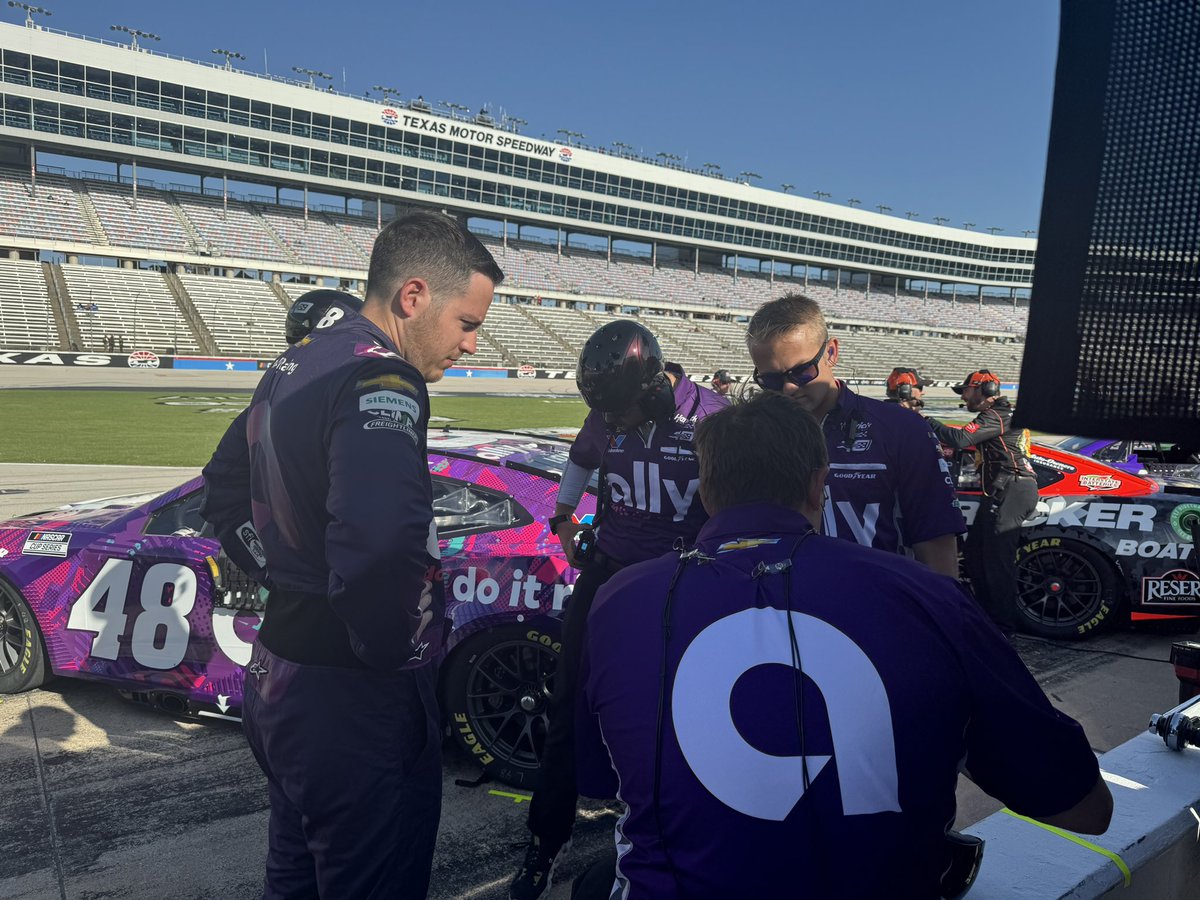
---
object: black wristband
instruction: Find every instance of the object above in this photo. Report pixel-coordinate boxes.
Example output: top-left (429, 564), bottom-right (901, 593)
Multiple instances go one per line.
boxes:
top-left (548, 513), bottom-right (573, 532)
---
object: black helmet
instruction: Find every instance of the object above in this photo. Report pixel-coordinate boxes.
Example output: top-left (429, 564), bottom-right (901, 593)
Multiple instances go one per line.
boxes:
top-left (285, 290), bottom-right (363, 344)
top-left (577, 320), bottom-right (669, 416)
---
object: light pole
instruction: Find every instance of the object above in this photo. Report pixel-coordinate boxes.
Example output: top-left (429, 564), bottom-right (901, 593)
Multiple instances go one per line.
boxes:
top-left (701, 162), bottom-right (721, 175)
top-left (506, 116), bottom-right (527, 133)
top-left (963, 222), bottom-right (976, 231)
top-left (110, 24), bottom-right (160, 51)
top-left (933, 216), bottom-right (949, 226)
top-left (443, 101), bottom-right (471, 118)
top-left (738, 171), bottom-right (761, 184)
top-left (847, 198), bottom-right (862, 208)
top-left (556, 129), bottom-right (584, 146)
top-left (986, 226), bottom-right (1004, 235)
top-left (905, 210), bottom-right (919, 220)
top-left (813, 190), bottom-right (831, 202)
top-left (372, 84), bottom-right (402, 104)
top-left (8, 2), bottom-right (51, 28)
top-left (876, 204), bottom-right (892, 215)
top-left (613, 141), bottom-right (635, 156)
top-left (292, 66), bottom-right (332, 89)
top-left (212, 48), bottom-right (245, 71)
top-left (1022, 229), bottom-right (1037, 238)
top-left (781, 183), bottom-right (795, 193)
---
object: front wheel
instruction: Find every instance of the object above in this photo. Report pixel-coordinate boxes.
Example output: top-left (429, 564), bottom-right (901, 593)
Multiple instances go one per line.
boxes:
top-left (0, 581), bottom-right (49, 694)
top-left (1014, 535), bottom-right (1122, 639)
top-left (441, 623), bottom-right (561, 789)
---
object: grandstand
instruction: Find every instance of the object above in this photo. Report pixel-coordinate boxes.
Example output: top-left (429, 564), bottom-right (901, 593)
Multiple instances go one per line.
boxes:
top-left (0, 20), bottom-right (1034, 380)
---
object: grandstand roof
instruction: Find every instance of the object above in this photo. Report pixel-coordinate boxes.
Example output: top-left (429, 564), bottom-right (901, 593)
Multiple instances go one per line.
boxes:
top-left (0, 21), bottom-right (1036, 288)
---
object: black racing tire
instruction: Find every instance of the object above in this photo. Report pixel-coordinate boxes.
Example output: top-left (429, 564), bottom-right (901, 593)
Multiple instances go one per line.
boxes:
top-left (0, 580), bottom-right (50, 694)
top-left (441, 622), bottom-right (560, 790)
top-left (1014, 535), bottom-right (1123, 639)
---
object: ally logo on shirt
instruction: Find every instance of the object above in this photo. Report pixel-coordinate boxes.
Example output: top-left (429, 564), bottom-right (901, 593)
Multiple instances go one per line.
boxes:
top-left (673, 608), bottom-right (900, 820)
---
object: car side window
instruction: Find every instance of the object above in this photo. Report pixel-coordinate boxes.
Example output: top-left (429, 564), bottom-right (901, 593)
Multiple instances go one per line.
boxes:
top-left (144, 491), bottom-right (209, 536)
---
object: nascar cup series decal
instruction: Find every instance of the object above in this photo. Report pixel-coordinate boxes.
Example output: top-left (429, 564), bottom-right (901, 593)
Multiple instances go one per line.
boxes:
top-left (22, 530), bottom-right (71, 557)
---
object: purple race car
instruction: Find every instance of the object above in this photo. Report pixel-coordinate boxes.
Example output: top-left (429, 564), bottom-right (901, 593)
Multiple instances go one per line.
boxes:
top-left (0, 430), bottom-right (594, 788)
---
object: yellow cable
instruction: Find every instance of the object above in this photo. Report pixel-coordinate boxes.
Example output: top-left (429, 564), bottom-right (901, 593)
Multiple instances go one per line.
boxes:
top-left (999, 808), bottom-right (1131, 887)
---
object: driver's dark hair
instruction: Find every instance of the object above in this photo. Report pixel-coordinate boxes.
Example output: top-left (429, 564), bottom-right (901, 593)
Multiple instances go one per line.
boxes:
top-left (366, 211), bottom-right (504, 305)
top-left (695, 391), bottom-right (827, 514)
top-left (746, 294), bottom-right (829, 346)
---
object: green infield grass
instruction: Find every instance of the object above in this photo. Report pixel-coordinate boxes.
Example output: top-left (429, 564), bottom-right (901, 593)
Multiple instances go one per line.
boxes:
top-left (0, 390), bottom-right (589, 466)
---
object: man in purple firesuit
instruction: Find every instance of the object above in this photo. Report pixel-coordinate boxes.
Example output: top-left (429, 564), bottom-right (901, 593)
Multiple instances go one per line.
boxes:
top-left (574, 392), bottom-right (1112, 899)
top-left (510, 321), bottom-right (728, 900)
top-left (747, 295), bottom-right (965, 577)
top-left (201, 289), bottom-right (363, 583)
top-left (240, 212), bottom-right (503, 900)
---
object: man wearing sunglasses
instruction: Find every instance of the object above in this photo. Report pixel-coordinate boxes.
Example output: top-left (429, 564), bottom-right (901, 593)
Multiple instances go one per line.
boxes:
top-left (746, 294), bottom-right (964, 577)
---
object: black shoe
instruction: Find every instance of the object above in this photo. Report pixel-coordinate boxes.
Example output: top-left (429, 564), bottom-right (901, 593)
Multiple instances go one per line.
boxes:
top-left (509, 837), bottom-right (570, 900)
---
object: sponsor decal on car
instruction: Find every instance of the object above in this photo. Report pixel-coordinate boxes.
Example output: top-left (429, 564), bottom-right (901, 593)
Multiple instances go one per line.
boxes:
top-left (127, 350), bottom-right (160, 369)
top-left (1170, 504), bottom-right (1200, 541)
top-left (22, 530), bottom-right (71, 557)
top-left (1116, 539), bottom-right (1193, 559)
top-left (1142, 568), bottom-right (1200, 604)
top-left (1079, 474), bottom-right (1122, 492)
top-left (1031, 453), bottom-right (1077, 473)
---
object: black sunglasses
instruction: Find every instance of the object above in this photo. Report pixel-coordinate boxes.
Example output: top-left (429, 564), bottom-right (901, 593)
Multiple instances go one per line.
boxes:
top-left (753, 340), bottom-right (829, 391)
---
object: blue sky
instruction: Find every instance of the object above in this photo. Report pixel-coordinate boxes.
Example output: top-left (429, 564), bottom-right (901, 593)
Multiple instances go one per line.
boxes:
top-left (19, 0), bottom-right (1059, 236)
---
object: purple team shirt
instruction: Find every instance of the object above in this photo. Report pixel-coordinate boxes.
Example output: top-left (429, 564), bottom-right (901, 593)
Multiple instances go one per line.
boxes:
top-left (569, 373), bottom-right (728, 566)
top-left (821, 381), bottom-right (965, 551)
top-left (577, 503), bottom-right (1099, 899)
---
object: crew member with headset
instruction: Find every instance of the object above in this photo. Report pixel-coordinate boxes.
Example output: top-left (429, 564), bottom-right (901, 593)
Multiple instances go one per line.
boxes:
top-left (923, 369), bottom-right (1039, 632)
top-left (200, 289), bottom-right (363, 584)
top-left (885, 367), bottom-right (932, 410)
top-left (509, 321), bottom-right (728, 900)
top-left (572, 391), bottom-right (1112, 899)
top-left (710, 369), bottom-right (735, 396)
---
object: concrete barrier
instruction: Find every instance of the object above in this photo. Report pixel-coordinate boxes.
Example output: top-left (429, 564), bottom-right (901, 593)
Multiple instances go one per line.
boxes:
top-left (966, 732), bottom-right (1200, 898)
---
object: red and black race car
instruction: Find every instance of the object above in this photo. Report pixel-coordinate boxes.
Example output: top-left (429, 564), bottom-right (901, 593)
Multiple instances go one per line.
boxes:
top-left (957, 440), bottom-right (1200, 638)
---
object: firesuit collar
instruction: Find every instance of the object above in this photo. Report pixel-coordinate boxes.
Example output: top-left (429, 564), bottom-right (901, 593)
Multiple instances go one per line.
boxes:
top-left (694, 503), bottom-right (816, 552)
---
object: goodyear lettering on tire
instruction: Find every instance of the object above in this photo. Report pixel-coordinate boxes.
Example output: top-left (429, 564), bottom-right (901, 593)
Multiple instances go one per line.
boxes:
top-left (526, 630), bottom-right (562, 655)
top-left (453, 712), bottom-right (496, 766)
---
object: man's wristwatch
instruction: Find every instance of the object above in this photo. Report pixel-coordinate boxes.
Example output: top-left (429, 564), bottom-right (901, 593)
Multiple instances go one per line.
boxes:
top-left (547, 513), bottom-right (573, 533)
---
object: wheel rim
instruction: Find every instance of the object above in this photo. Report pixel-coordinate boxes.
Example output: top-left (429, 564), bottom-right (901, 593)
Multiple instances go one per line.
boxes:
top-left (464, 638), bottom-right (557, 773)
top-left (0, 589), bottom-right (26, 676)
top-left (1016, 546), bottom-right (1104, 629)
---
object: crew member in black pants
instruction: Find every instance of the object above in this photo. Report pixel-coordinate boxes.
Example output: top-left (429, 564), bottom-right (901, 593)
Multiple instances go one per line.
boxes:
top-left (509, 321), bottom-right (728, 900)
top-left (925, 370), bottom-right (1040, 631)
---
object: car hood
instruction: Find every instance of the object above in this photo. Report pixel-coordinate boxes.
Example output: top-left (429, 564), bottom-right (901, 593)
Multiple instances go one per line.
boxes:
top-left (0, 492), bottom-right (158, 531)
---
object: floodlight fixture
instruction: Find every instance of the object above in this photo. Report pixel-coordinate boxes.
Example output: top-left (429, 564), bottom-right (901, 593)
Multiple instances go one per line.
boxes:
top-left (212, 48), bottom-right (245, 71)
top-left (986, 226), bottom-right (1004, 235)
top-left (9, 2), bottom-right (51, 28)
top-left (847, 198), bottom-right (862, 208)
top-left (963, 222), bottom-right (976, 230)
top-left (813, 190), bottom-right (831, 202)
top-left (110, 24), bottom-right (161, 51)
top-left (372, 85), bottom-right (402, 103)
top-left (780, 183), bottom-right (795, 193)
top-left (292, 66), bottom-right (332, 88)
top-left (905, 210), bottom-right (919, 219)
top-left (876, 204), bottom-right (892, 215)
